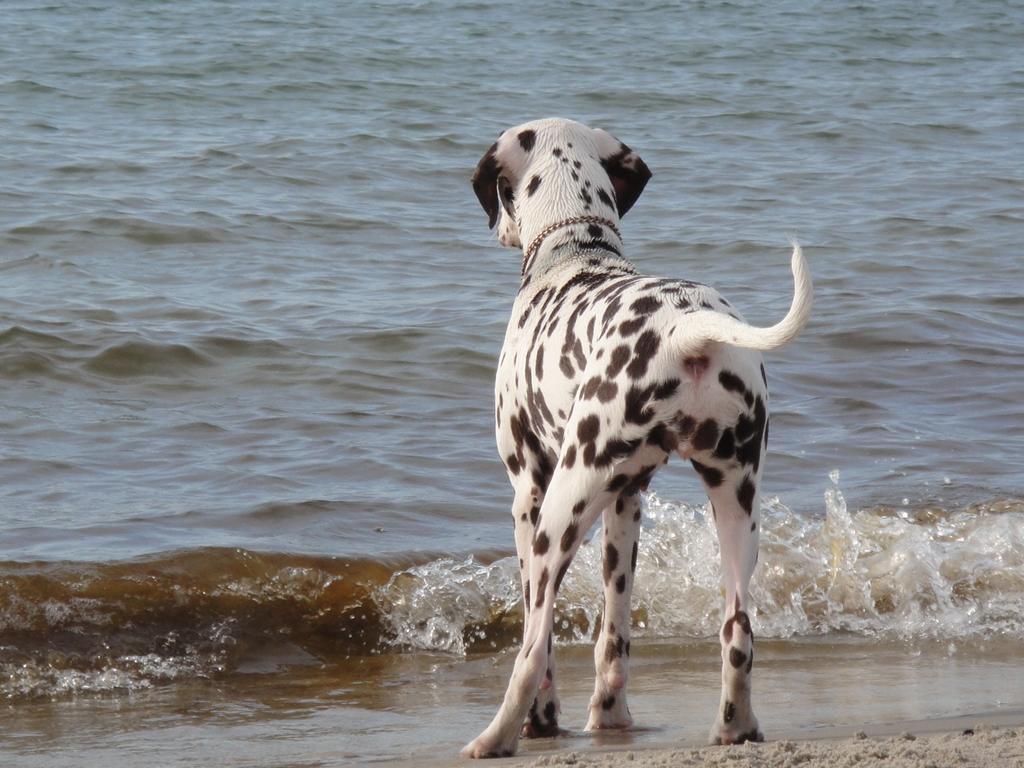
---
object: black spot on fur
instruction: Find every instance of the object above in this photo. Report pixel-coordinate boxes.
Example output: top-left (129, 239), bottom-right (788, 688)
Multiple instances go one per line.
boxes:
top-left (691, 459), bottom-right (724, 487)
top-left (646, 422), bottom-right (679, 452)
top-left (624, 384), bottom-right (656, 425)
top-left (653, 378), bottom-right (679, 400)
top-left (626, 330), bottom-right (660, 379)
top-left (723, 701), bottom-right (735, 723)
top-left (572, 500), bottom-right (586, 516)
top-left (631, 541), bottom-right (638, 572)
top-left (693, 419), bottom-right (719, 450)
top-left (593, 437), bottom-right (640, 468)
top-left (729, 647), bottom-right (747, 669)
top-left (554, 560), bottom-right (570, 592)
top-left (533, 531), bottom-right (549, 555)
top-left (735, 433), bottom-right (762, 469)
top-left (563, 444), bottom-right (577, 468)
top-left (736, 610), bottom-right (752, 636)
top-left (527, 174), bottom-right (542, 196)
top-left (544, 700), bottom-right (556, 722)
top-left (723, 608), bottom-right (752, 645)
top-left (607, 474), bottom-right (629, 493)
top-left (535, 568), bottom-right (549, 607)
top-left (506, 453), bottom-right (521, 475)
top-left (615, 573), bottom-right (626, 593)
top-left (604, 543), bottom-right (619, 583)
top-left (597, 380), bottom-right (618, 402)
top-left (622, 465), bottom-right (657, 495)
top-left (518, 129), bottom-right (536, 151)
top-left (559, 355), bottom-right (574, 377)
top-left (577, 414), bottom-right (600, 444)
top-left (737, 476), bottom-right (755, 514)
top-left (581, 375), bottom-right (602, 400)
top-left (734, 414), bottom-right (754, 442)
top-left (675, 414), bottom-right (696, 437)
top-left (605, 638), bottom-right (622, 663)
top-left (601, 695), bottom-right (616, 711)
top-left (714, 428), bottom-right (735, 459)
top-left (596, 187), bottom-right (614, 208)
top-left (561, 523), bottom-right (578, 552)
top-left (606, 345), bottom-right (631, 378)
top-left (619, 317), bottom-right (644, 336)
top-left (630, 296), bottom-right (662, 315)
top-left (532, 465), bottom-right (551, 493)
top-left (718, 370), bottom-right (746, 395)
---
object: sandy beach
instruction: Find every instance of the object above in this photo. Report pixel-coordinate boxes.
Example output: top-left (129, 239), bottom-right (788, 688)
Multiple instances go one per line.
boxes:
top-left (402, 714), bottom-right (1024, 768)
top-left (526, 725), bottom-right (1024, 768)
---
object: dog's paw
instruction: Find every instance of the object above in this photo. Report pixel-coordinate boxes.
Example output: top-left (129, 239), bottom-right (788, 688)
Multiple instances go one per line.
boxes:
top-left (585, 690), bottom-right (633, 731)
top-left (460, 736), bottom-right (517, 759)
top-left (520, 720), bottom-right (566, 739)
top-left (521, 692), bottom-right (562, 739)
top-left (709, 719), bottom-right (763, 746)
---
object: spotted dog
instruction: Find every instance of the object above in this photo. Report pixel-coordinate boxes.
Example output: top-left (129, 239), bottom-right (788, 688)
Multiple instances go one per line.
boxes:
top-left (462, 118), bottom-right (812, 759)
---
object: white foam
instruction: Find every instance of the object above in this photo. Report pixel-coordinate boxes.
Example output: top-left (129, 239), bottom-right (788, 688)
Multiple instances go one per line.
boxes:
top-left (374, 471), bottom-right (1024, 654)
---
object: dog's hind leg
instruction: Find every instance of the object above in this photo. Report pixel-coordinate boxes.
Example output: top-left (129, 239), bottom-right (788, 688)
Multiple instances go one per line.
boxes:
top-left (463, 453), bottom-right (613, 758)
top-left (702, 471), bottom-right (764, 745)
top-left (511, 486), bottom-right (563, 738)
top-left (585, 492), bottom-right (640, 730)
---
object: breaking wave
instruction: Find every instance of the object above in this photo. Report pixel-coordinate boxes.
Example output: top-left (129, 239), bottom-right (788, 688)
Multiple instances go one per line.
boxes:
top-left (2, 472), bottom-right (1022, 699)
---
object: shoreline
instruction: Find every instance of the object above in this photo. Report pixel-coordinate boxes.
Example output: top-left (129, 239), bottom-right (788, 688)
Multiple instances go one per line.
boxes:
top-left (4, 636), bottom-right (1022, 767)
top-left (407, 711), bottom-right (1024, 767)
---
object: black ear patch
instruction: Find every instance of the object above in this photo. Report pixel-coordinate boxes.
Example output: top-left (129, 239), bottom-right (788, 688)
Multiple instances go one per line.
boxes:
top-left (499, 177), bottom-right (516, 218)
top-left (472, 141), bottom-right (502, 228)
top-left (601, 144), bottom-right (652, 217)
top-left (518, 130), bottom-right (536, 152)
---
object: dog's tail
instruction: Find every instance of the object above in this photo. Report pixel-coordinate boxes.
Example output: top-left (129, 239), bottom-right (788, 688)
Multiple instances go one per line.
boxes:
top-left (677, 240), bottom-right (812, 353)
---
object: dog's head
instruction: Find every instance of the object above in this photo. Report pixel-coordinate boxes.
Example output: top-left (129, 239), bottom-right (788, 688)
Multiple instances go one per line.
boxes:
top-left (471, 118), bottom-right (651, 248)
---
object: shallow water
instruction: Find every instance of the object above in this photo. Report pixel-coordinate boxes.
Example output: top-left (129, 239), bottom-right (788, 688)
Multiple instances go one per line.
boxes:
top-left (1, 0), bottom-right (1023, 763)
top-left (4, 638), bottom-right (1024, 766)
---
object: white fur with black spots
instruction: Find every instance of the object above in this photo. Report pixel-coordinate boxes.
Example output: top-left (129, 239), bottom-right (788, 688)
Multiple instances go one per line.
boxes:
top-left (463, 118), bottom-right (812, 758)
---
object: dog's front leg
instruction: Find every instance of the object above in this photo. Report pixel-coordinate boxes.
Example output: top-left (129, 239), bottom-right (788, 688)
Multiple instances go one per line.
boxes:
top-left (463, 460), bottom-right (609, 758)
top-left (585, 492), bottom-right (640, 730)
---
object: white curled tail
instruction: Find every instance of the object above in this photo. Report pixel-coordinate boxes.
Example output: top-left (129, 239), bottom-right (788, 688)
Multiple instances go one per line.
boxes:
top-left (680, 241), bottom-right (812, 352)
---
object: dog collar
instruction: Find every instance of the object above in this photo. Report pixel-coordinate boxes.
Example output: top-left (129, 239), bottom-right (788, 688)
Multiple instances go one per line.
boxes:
top-left (522, 215), bottom-right (622, 275)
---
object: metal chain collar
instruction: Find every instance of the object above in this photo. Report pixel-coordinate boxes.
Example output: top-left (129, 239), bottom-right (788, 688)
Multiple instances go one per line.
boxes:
top-left (522, 215), bottom-right (622, 275)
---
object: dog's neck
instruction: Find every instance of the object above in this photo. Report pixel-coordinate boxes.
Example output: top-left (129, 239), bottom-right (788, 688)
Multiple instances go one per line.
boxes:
top-left (520, 216), bottom-right (628, 285)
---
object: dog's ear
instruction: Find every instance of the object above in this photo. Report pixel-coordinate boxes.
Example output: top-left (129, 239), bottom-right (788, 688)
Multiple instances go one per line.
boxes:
top-left (592, 128), bottom-right (652, 217)
top-left (472, 140), bottom-right (503, 229)
top-left (472, 129), bottom-right (534, 229)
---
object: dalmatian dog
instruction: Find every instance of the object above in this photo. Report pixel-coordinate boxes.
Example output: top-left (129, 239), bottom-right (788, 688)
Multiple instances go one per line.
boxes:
top-left (462, 118), bottom-right (812, 759)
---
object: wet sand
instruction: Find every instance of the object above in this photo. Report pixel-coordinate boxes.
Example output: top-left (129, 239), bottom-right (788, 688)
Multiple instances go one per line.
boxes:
top-left (3, 636), bottom-right (1023, 766)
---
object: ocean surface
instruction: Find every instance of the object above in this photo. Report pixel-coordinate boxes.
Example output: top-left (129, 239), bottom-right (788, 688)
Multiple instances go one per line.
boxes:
top-left (1, 1), bottom-right (1023, 765)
